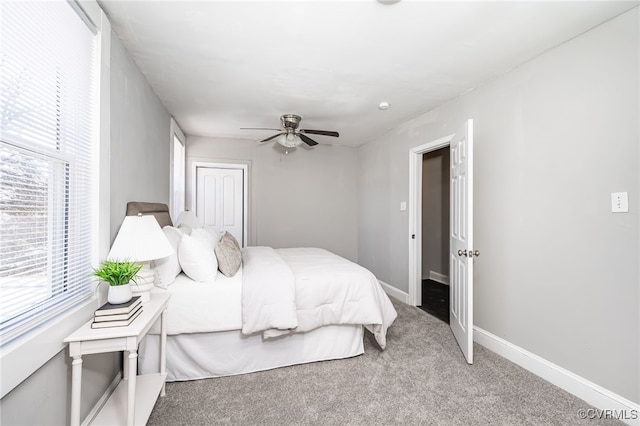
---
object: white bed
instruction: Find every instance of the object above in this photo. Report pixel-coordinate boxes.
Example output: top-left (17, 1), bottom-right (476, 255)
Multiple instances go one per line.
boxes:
top-left (139, 319), bottom-right (364, 381)
top-left (138, 246), bottom-right (396, 381)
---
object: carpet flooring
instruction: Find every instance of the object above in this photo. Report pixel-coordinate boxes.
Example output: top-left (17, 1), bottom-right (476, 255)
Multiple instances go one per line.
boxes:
top-left (419, 279), bottom-right (449, 324)
top-left (148, 298), bottom-right (621, 425)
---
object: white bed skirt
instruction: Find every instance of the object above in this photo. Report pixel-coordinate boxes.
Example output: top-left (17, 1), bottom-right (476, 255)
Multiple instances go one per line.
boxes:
top-left (139, 324), bottom-right (364, 381)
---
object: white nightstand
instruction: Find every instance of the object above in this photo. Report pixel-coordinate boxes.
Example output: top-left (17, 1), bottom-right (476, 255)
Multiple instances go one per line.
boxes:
top-left (64, 292), bottom-right (170, 426)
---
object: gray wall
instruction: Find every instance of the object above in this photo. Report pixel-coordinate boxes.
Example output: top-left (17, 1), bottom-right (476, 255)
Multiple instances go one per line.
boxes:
top-left (421, 148), bottom-right (450, 281)
top-left (0, 30), bottom-right (172, 425)
top-left (358, 9), bottom-right (639, 403)
top-left (110, 31), bottom-right (171, 241)
top-left (186, 137), bottom-right (359, 262)
top-left (0, 350), bottom-right (119, 426)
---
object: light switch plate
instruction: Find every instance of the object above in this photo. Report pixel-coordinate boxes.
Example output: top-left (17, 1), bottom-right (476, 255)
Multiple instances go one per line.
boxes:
top-left (400, 202), bottom-right (407, 211)
top-left (611, 192), bottom-right (628, 213)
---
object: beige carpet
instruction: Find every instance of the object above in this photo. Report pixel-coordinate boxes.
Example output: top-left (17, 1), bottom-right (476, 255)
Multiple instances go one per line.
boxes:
top-left (148, 299), bottom-right (621, 425)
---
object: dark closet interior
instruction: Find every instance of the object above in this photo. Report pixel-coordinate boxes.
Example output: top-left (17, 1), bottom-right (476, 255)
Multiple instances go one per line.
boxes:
top-left (419, 147), bottom-right (450, 324)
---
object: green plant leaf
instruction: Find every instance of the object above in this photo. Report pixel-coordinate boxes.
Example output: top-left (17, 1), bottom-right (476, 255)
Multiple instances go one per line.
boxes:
top-left (93, 260), bottom-right (143, 286)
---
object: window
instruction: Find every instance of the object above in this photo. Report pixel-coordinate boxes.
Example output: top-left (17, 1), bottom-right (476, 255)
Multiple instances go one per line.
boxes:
top-left (171, 135), bottom-right (186, 220)
top-left (0, 1), bottom-right (98, 344)
top-left (170, 119), bottom-right (186, 222)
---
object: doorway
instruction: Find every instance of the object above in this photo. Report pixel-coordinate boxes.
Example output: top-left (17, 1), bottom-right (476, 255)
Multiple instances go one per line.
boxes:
top-left (419, 147), bottom-right (450, 323)
top-left (408, 133), bottom-right (453, 308)
top-left (408, 119), bottom-right (475, 363)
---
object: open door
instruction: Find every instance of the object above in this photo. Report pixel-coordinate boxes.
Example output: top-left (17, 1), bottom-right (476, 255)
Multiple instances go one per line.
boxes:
top-left (450, 119), bottom-right (474, 364)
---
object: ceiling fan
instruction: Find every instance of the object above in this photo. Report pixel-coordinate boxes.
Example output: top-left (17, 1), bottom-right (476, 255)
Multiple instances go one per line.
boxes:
top-left (242, 114), bottom-right (339, 148)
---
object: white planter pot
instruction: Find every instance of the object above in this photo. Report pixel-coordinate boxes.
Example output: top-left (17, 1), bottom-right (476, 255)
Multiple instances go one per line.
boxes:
top-left (107, 283), bottom-right (132, 305)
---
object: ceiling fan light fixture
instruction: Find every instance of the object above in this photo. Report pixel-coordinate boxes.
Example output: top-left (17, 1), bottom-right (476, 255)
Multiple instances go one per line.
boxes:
top-left (276, 132), bottom-right (302, 148)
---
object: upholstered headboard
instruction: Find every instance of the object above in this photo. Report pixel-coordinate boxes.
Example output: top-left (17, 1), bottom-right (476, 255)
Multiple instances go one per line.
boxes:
top-left (126, 202), bottom-right (173, 228)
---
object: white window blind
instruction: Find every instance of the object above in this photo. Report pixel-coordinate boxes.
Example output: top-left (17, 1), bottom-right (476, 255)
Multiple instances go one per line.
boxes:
top-left (0, 1), bottom-right (98, 344)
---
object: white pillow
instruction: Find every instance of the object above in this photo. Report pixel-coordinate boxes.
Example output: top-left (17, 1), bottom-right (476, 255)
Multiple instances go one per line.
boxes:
top-left (203, 226), bottom-right (222, 244)
top-left (152, 226), bottom-right (183, 288)
top-left (191, 227), bottom-right (219, 251)
top-left (177, 225), bottom-right (192, 235)
top-left (176, 211), bottom-right (200, 236)
top-left (178, 234), bottom-right (218, 283)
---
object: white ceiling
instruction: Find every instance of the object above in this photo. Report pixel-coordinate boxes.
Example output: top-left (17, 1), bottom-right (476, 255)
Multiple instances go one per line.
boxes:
top-left (98, 0), bottom-right (637, 147)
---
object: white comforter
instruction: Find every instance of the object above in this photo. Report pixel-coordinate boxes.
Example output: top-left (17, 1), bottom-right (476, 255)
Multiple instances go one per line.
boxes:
top-left (150, 272), bottom-right (243, 335)
top-left (242, 247), bottom-right (397, 349)
top-left (240, 246), bottom-right (298, 335)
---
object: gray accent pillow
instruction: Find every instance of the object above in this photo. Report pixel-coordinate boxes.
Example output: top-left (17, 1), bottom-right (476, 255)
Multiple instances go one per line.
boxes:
top-left (214, 232), bottom-right (242, 277)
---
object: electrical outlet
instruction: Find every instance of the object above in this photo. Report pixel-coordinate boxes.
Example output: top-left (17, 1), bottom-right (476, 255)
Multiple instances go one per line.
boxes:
top-left (611, 192), bottom-right (628, 213)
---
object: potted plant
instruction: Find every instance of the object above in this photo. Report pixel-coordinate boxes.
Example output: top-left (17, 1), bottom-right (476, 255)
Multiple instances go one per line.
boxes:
top-left (93, 260), bottom-right (142, 304)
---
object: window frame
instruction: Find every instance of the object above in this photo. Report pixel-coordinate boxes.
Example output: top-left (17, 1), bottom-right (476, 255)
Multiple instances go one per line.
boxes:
top-left (0, 0), bottom-right (111, 399)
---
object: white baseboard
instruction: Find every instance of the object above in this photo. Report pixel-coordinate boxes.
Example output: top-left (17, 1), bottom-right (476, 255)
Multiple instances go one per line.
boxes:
top-left (378, 280), bottom-right (409, 304)
top-left (428, 271), bottom-right (449, 285)
top-left (474, 326), bottom-right (640, 426)
top-left (82, 373), bottom-right (121, 426)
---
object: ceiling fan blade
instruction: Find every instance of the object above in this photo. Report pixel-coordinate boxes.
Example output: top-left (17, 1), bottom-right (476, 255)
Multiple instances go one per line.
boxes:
top-left (261, 133), bottom-right (284, 142)
top-left (300, 129), bottom-right (339, 137)
top-left (241, 127), bottom-right (282, 131)
top-left (298, 133), bottom-right (318, 146)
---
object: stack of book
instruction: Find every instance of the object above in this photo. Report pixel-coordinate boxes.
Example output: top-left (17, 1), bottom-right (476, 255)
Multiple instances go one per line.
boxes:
top-left (91, 296), bottom-right (143, 329)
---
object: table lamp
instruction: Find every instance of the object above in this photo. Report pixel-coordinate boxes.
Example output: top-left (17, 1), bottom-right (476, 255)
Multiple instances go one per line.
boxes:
top-left (107, 214), bottom-right (174, 303)
top-left (176, 210), bottom-right (200, 229)
top-left (175, 210), bottom-right (200, 235)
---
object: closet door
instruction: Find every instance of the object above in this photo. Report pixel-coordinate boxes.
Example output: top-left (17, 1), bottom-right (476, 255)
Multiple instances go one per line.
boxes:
top-left (196, 167), bottom-right (244, 246)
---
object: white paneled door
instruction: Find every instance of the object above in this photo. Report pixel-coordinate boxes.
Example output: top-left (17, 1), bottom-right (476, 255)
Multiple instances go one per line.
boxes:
top-left (196, 167), bottom-right (244, 246)
top-left (450, 119), bottom-right (474, 364)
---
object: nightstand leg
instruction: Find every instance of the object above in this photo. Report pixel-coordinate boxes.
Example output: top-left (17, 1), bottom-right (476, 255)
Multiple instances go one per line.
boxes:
top-left (160, 309), bottom-right (167, 396)
top-left (127, 350), bottom-right (137, 425)
top-left (70, 355), bottom-right (83, 426)
top-left (123, 350), bottom-right (128, 379)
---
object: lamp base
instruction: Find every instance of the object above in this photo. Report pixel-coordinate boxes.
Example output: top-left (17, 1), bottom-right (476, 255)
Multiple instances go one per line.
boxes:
top-left (132, 263), bottom-right (155, 303)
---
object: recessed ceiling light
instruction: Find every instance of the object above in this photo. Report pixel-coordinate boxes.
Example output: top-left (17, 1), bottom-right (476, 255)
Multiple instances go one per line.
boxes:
top-left (378, 101), bottom-right (390, 110)
top-left (377, 0), bottom-right (401, 4)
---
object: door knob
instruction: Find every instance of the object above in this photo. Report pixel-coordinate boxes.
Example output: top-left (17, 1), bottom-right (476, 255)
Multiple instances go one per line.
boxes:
top-left (457, 249), bottom-right (467, 257)
top-left (467, 250), bottom-right (480, 258)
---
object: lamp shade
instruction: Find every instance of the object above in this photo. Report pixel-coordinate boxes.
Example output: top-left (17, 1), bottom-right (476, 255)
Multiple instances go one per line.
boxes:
top-left (107, 215), bottom-right (174, 262)
top-left (176, 210), bottom-right (200, 228)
